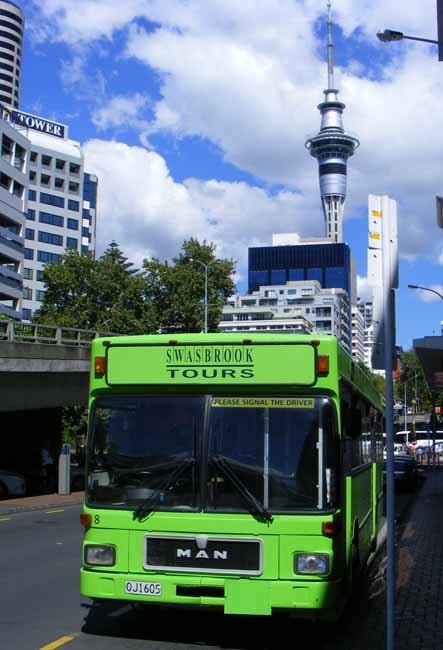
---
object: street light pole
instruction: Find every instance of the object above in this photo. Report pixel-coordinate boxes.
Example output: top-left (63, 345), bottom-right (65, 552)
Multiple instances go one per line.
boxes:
top-left (408, 284), bottom-right (443, 301)
top-left (190, 258), bottom-right (217, 333)
top-left (377, 29), bottom-right (443, 46)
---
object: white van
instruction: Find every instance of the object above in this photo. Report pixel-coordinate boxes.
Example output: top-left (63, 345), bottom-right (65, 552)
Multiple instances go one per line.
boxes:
top-left (396, 431), bottom-right (443, 452)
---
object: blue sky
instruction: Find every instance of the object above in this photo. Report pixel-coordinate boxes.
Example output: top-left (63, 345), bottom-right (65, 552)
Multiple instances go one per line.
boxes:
top-left (15, 0), bottom-right (443, 351)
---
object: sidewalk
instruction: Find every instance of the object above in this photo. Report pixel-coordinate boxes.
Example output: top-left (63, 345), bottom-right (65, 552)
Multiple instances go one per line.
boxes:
top-left (0, 490), bottom-right (84, 515)
top-left (395, 465), bottom-right (443, 649)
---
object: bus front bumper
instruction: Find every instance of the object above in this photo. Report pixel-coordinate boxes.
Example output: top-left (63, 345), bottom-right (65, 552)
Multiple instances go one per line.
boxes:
top-left (81, 569), bottom-right (344, 618)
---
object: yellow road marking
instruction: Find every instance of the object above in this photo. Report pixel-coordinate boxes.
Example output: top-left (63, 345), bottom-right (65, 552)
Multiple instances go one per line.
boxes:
top-left (38, 635), bottom-right (75, 650)
top-left (0, 517), bottom-right (11, 522)
top-left (45, 509), bottom-right (65, 514)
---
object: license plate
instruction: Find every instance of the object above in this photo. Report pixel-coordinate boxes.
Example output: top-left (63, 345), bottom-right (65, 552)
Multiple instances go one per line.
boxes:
top-left (124, 580), bottom-right (162, 596)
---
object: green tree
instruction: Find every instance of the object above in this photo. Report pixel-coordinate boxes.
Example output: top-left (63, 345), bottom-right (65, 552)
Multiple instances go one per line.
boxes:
top-left (394, 350), bottom-right (435, 414)
top-left (142, 238), bottom-right (236, 333)
top-left (34, 242), bottom-right (156, 334)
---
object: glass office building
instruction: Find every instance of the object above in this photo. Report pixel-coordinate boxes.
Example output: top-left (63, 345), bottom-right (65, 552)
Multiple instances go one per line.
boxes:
top-left (248, 242), bottom-right (353, 296)
top-left (248, 242), bottom-right (356, 351)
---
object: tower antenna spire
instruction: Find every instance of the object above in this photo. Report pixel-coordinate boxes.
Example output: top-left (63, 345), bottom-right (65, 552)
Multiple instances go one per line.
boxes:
top-left (305, 1), bottom-right (359, 244)
top-left (327, 1), bottom-right (334, 89)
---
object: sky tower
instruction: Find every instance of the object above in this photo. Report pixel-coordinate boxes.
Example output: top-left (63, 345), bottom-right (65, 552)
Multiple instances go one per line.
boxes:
top-left (305, 2), bottom-right (359, 243)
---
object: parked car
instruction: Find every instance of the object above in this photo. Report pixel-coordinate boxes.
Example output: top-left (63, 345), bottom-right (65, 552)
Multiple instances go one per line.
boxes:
top-left (383, 455), bottom-right (420, 491)
top-left (0, 469), bottom-right (26, 498)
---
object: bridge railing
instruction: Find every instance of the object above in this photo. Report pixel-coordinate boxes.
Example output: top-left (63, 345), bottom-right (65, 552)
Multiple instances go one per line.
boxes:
top-left (0, 319), bottom-right (115, 346)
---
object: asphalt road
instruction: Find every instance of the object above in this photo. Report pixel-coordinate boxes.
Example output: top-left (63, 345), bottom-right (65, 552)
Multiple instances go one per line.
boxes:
top-left (0, 488), bottom-right (416, 650)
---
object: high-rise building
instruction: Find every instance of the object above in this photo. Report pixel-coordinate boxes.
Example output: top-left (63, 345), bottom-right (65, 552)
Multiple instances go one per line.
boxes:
top-left (351, 305), bottom-right (365, 365)
top-left (0, 112), bottom-right (28, 318)
top-left (219, 280), bottom-right (349, 343)
top-left (8, 110), bottom-right (98, 320)
top-left (305, 1), bottom-right (359, 243)
top-left (247, 238), bottom-right (355, 351)
top-left (0, 1), bottom-right (23, 109)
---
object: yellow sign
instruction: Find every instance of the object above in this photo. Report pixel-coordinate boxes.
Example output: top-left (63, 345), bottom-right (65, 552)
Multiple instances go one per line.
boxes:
top-left (211, 397), bottom-right (315, 409)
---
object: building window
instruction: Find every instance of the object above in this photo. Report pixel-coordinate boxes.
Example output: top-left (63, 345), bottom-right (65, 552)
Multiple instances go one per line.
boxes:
top-left (28, 189), bottom-right (37, 201)
top-left (69, 162), bottom-right (80, 175)
top-left (66, 237), bottom-right (78, 250)
top-left (41, 154), bottom-right (52, 167)
top-left (0, 171), bottom-right (10, 189)
top-left (0, 52), bottom-right (15, 62)
top-left (81, 245), bottom-right (89, 254)
top-left (38, 231), bottom-right (63, 246)
top-left (271, 270), bottom-right (286, 285)
top-left (0, 62), bottom-right (13, 73)
top-left (40, 192), bottom-right (64, 208)
top-left (54, 177), bottom-right (64, 190)
top-left (37, 250), bottom-right (62, 264)
top-left (29, 170), bottom-right (36, 183)
top-left (24, 248), bottom-right (34, 260)
top-left (12, 180), bottom-right (23, 197)
top-left (39, 211), bottom-right (64, 227)
top-left (1, 134), bottom-right (13, 161)
top-left (82, 227), bottom-right (90, 239)
top-left (37, 270), bottom-right (44, 281)
top-left (0, 71), bottom-right (13, 84)
top-left (25, 228), bottom-right (35, 240)
top-left (22, 308), bottom-right (32, 320)
top-left (30, 151), bottom-right (38, 163)
top-left (36, 290), bottom-right (46, 302)
top-left (68, 199), bottom-right (79, 211)
top-left (23, 268), bottom-right (33, 280)
top-left (68, 181), bottom-right (79, 194)
top-left (40, 174), bottom-right (51, 187)
top-left (23, 287), bottom-right (32, 300)
top-left (14, 144), bottom-right (25, 170)
top-left (67, 218), bottom-right (78, 230)
top-left (55, 159), bottom-right (65, 170)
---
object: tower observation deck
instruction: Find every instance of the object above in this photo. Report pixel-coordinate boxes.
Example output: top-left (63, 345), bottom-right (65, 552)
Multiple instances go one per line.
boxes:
top-left (305, 2), bottom-right (359, 243)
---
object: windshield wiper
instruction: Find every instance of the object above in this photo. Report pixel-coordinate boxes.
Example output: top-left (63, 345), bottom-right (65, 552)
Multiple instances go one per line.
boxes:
top-left (133, 458), bottom-right (196, 520)
top-left (212, 455), bottom-right (273, 523)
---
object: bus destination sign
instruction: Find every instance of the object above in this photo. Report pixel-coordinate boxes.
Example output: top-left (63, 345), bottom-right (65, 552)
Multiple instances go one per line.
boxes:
top-left (105, 343), bottom-right (317, 386)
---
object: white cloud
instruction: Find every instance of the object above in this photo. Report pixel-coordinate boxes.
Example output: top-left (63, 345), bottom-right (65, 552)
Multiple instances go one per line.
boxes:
top-left (83, 139), bottom-right (322, 281)
top-left (32, 1), bottom-right (443, 266)
top-left (356, 275), bottom-right (372, 302)
top-left (92, 93), bottom-right (150, 132)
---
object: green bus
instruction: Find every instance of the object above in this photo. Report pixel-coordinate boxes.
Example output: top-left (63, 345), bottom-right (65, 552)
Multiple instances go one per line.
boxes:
top-left (80, 333), bottom-right (384, 620)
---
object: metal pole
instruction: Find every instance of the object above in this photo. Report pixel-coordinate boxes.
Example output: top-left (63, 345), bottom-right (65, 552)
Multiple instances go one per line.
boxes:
top-left (204, 264), bottom-right (208, 333)
top-left (380, 195), bottom-right (396, 650)
top-left (432, 394), bottom-right (437, 467)
top-left (404, 380), bottom-right (407, 442)
top-left (384, 288), bottom-right (395, 650)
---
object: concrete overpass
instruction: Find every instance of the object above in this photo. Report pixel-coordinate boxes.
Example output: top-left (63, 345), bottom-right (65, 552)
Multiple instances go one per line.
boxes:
top-left (0, 320), bottom-right (100, 411)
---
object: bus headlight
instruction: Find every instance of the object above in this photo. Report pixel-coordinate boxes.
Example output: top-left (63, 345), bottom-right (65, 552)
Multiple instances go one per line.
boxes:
top-left (84, 545), bottom-right (116, 566)
top-left (294, 553), bottom-right (329, 575)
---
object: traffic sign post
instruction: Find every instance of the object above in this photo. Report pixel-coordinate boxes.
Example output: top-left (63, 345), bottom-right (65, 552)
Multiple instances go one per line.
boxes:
top-left (367, 194), bottom-right (399, 650)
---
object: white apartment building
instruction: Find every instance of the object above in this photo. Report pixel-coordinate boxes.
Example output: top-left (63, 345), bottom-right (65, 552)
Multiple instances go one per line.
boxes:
top-left (6, 111), bottom-right (98, 320)
top-left (351, 304), bottom-right (365, 365)
top-left (0, 113), bottom-right (28, 318)
top-left (357, 299), bottom-right (375, 370)
top-left (219, 280), bottom-right (350, 348)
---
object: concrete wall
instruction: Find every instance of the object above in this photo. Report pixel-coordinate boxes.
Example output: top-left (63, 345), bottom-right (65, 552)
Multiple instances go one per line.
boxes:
top-left (0, 341), bottom-right (90, 411)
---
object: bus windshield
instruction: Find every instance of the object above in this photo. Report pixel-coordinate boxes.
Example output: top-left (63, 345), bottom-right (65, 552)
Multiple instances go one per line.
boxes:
top-left (86, 395), bottom-right (337, 514)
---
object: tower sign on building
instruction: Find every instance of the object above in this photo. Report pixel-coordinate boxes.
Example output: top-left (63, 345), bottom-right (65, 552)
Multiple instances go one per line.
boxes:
top-left (305, 1), bottom-right (359, 243)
